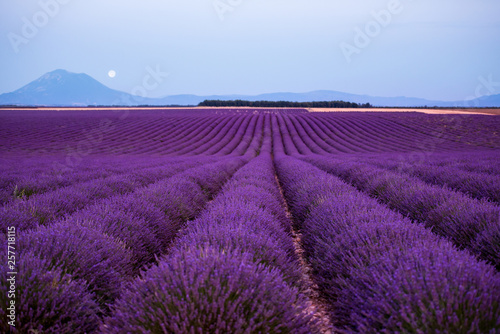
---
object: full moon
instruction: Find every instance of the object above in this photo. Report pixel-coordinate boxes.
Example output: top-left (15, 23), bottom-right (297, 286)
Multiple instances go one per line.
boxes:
top-left (108, 70), bottom-right (116, 78)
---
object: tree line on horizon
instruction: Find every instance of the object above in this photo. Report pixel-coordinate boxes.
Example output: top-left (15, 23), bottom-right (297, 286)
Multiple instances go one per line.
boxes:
top-left (198, 100), bottom-right (372, 108)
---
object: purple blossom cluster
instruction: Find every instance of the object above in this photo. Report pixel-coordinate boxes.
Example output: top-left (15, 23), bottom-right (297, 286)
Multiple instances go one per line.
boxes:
top-left (18, 223), bottom-right (134, 308)
top-left (275, 155), bottom-right (500, 333)
top-left (0, 250), bottom-right (101, 333)
top-left (102, 247), bottom-right (314, 334)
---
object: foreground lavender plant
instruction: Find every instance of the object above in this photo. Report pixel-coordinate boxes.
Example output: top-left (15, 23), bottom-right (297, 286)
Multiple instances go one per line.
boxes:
top-left (0, 251), bottom-right (101, 333)
top-left (19, 223), bottom-right (134, 307)
top-left (173, 154), bottom-right (303, 286)
top-left (101, 247), bottom-right (315, 334)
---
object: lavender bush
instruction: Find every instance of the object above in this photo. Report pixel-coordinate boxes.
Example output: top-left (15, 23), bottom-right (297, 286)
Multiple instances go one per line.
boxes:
top-left (0, 251), bottom-right (101, 333)
top-left (19, 223), bottom-right (133, 307)
top-left (101, 246), bottom-right (315, 334)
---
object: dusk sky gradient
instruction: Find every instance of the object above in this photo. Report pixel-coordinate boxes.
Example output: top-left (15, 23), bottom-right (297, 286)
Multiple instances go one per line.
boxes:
top-left (1, 0), bottom-right (499, 101)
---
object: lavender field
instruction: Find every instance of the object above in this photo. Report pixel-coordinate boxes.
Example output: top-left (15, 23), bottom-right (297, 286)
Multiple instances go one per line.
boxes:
top-left (1, 108), bottom-right (499, 333)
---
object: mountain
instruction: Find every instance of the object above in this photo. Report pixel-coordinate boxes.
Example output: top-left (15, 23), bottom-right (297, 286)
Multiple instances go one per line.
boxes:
top-left (157, 91), bottom-right (500, 107)
top-left (470, 94), bottom-right (500, 108)
top-left (0, 69), bottom-right (157, 106)
top-left (1, 69), bottom-right (499, 107)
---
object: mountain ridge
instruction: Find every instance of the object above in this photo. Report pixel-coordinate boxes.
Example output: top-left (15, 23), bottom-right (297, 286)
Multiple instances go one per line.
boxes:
top-left (1, 70), bottom-right (499, 107)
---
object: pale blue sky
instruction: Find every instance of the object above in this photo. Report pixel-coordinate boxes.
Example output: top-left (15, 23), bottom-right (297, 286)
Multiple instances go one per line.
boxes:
top-left (1, 0), bottom-right (499, 101)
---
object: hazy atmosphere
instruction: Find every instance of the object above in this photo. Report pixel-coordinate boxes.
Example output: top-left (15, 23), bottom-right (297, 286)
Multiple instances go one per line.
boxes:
top-left (1, 0), bottom-right (500, 100)
top-left (2, 1), bottom-right (500, 333)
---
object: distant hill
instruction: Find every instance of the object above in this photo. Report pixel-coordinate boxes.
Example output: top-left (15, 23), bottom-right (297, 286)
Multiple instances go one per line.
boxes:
top-left (1, 69), bottom-right (499, 107)
top-left (0, 69), bottom-right (158, 106)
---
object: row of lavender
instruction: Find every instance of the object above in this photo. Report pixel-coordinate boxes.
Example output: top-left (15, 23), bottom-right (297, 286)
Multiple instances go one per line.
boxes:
top-left (0, 156), bottom-right (195, 206)
top-left (0, 157), bottom-right (215, 232)
top-left (2, 110), bottom-right (499, 156)
top-left (0, 108), bottom-right (499, 332)
top-left (0, 112), bottom-right (267, 208)
top-left (0, 110), bottom-right (283, 156)
top-left (97, 122), bottom-right (324, 331)
top-left (0, 155), bottom-right (248, 332)
top-left (271, 114), bottom-right (500, 332)
top-left (354, 151), bottom-right (500, 202)
top-left (3, 150), bottom-right (499, 333)
top-left (0, 120), bottom-right (274, 332)
top-left (270, 110), bottom-right (500, 271)
top-left (101, 153), bottom-right (323, 333)
top-left (275, 155), bottom-right (500, 333)
top-left (300, 155), bottom-right (500, 270)
top-left (271, 117), bottom-right (500, 331)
